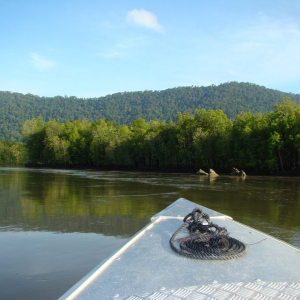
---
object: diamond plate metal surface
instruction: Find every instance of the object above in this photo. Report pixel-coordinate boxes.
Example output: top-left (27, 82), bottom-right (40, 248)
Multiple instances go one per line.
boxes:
top-left (122, 282), bottom-right (300, 300)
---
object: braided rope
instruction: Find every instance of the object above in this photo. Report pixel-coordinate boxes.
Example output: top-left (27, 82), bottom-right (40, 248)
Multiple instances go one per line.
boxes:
top-left (169, 208), bottom-right (247, 260)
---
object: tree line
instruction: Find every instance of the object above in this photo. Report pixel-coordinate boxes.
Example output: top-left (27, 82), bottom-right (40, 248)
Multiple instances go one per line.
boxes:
top-left (1, 82), bottom-right (300, 141)
top-left (0, 140), bottom-right (27, 164)
top-left (2, 97), bottom-right (296, 173)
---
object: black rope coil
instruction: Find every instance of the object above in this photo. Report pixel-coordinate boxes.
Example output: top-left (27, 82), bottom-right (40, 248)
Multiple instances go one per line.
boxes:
top-left (169, 208), bottom-right (247, 260)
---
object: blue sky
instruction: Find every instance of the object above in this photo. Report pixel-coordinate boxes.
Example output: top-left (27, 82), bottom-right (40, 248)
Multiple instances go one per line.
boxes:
top-left (1, 0), bottom-right (300, 97)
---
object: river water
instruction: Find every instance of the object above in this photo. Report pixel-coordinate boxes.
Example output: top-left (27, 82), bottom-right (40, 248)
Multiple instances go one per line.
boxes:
top-left (0, 167), bottom-right (299, 300)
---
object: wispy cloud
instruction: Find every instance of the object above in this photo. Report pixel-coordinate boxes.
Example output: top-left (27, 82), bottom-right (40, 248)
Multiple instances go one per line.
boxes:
top-left (191, 15), bottom-right (300, 86)
top-left (229, 16), bottom-right (300, 81)
top-left (29, 53), bottom-right (56, 70)
top-left (97, 36), bottom-right (146, 59)
top-left (101, 51), bottom-right (123, 58)
top-left (227, 69), bottom-right (240, 76)
top-left (126, 9), bottom-right (163, 32)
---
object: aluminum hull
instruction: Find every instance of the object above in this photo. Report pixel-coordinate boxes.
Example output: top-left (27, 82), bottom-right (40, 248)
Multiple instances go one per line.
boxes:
top-left (59, 198), bottom-right (300, 300)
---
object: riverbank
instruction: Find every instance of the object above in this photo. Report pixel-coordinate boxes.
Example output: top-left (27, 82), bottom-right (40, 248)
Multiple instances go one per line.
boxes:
top-left (15, 163), bottom-right (300, 177)
top-left (0, 163), bottom-right (26, 166)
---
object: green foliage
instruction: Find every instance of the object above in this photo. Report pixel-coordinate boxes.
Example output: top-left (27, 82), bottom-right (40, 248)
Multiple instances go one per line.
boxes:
top-left (231, 111), bottom-right (269, 170)
top-left (21, 117), bottom-right (45, 164)
top-left (0, 97), bottom-right (296, 173)
top-left (0, 140), bottom-right (27, 163)
top-left (1, 82), bottom-right (300, 142)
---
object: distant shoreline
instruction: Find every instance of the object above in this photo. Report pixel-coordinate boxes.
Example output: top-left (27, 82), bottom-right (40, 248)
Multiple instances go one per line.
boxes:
top-left (1, 163), bottom-right (300, 177)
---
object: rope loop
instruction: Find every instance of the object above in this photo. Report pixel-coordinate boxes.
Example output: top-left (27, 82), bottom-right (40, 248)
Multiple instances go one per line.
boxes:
top-left (169, 207), bottom-right (247, 260)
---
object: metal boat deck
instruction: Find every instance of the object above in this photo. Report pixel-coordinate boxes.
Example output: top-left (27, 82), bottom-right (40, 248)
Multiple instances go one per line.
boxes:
top-left (59, 198), bottom-right (300, 300)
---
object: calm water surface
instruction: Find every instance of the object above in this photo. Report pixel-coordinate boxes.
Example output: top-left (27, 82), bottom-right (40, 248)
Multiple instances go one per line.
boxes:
top-left (0, 167), bottom-right (299, 299)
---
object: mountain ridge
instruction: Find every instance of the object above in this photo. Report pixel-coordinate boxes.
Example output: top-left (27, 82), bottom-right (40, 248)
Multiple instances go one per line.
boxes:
top-left (1, 81), bottom-right (300, 141)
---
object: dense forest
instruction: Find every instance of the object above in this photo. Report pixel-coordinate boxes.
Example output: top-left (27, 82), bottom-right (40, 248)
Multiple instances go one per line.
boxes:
top-left (1, 82), bottom-right (300, 141)
top-left (3, 97), bottom-right (299, 174)
top-left (0, 139), bottom-right (27, 164)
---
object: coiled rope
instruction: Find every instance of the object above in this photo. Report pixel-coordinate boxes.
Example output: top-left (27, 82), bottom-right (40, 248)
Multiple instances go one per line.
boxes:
top-left (169, 208), bottom-right (247, 260)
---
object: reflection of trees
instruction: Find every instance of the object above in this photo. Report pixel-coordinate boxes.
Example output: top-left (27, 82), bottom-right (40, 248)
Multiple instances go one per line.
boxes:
top-left (20, 171), bottom-right (168, 219)
top-left (1, 169), bottom-right (300, 245)
top-left (0, 168), bottom-right (27, 190)
top-left (0, 169), bottom-right (170, 237)
top-left (189, 177), bottom-right (300, 246)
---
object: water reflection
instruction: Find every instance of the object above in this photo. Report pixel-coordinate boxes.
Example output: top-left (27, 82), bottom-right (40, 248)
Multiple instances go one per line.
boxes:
top-left (0, 168), bottom-right (175, 237)
top-left (0, 230), bottom-right (127, 300)
top-left (0, 168), bottom-right (300, 299)
top-left (0, 168), bottom-right (299, 246)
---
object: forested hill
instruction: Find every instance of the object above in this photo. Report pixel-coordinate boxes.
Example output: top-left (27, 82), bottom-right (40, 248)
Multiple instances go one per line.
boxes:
top-left (1, 81), bottom-right (300, 141)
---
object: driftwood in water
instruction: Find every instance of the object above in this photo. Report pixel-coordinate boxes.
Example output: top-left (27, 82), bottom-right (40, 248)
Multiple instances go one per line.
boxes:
top-left (209, 169), bottom-right (219, 177)
top-left (197, 169), bottom-right (208, 175)
top-left (231, 168), bottom-right (246, 177)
